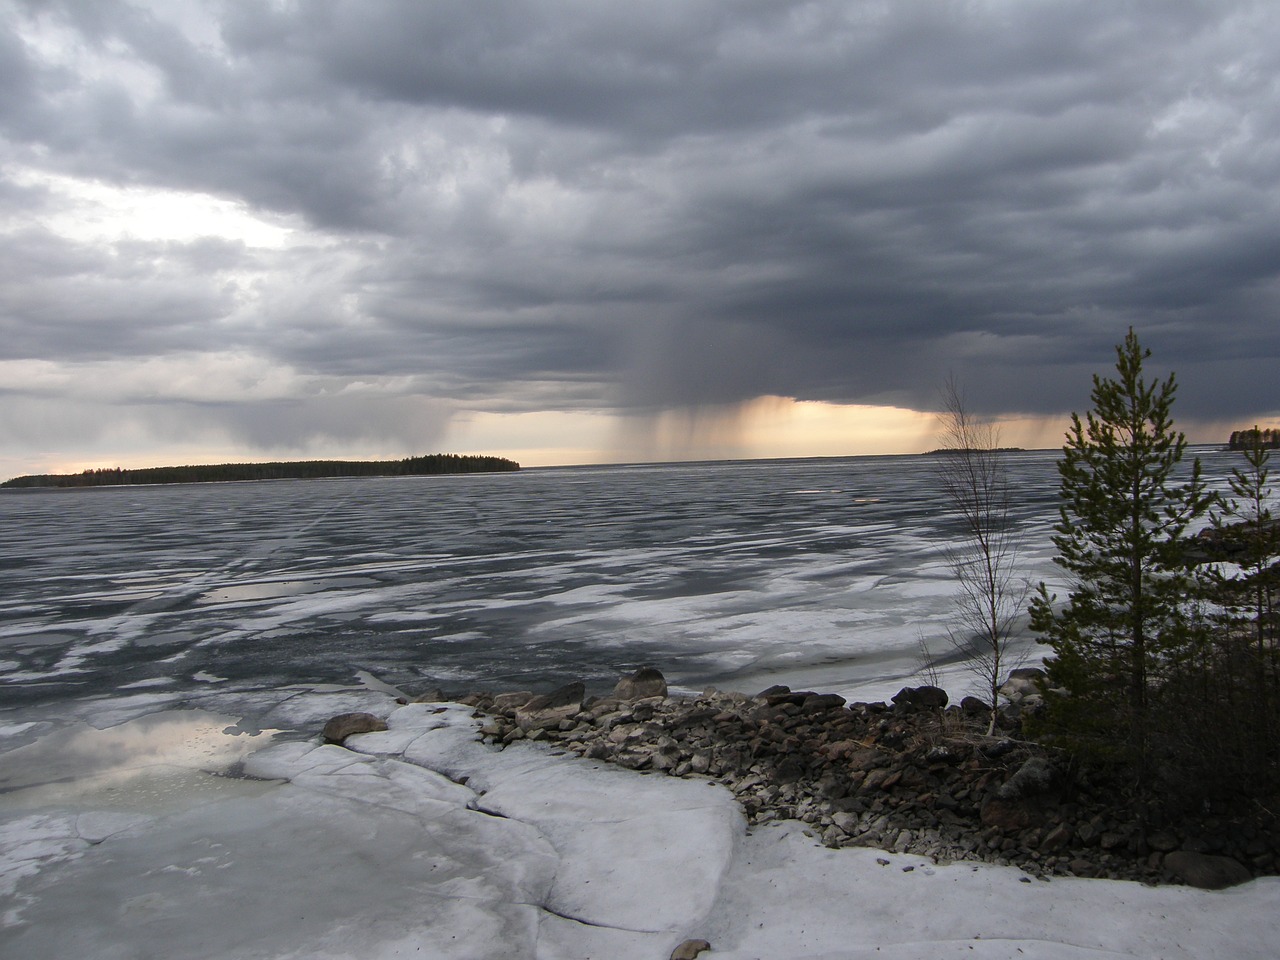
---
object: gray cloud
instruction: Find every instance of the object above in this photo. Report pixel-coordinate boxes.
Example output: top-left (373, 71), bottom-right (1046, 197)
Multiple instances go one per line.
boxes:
top-left (1, 0), bottom-right (1278, 470)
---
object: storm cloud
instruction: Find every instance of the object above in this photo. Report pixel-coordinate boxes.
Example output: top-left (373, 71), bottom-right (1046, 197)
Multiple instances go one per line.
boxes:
top-left (2, 0), bottom-right (1278, 471)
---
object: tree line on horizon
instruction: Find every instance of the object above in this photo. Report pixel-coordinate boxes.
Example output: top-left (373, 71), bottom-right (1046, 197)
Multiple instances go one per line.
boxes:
top-left (1, 453), bottom-right (521, 488)
top-left (1229, 427), bottom-right (1280, 450)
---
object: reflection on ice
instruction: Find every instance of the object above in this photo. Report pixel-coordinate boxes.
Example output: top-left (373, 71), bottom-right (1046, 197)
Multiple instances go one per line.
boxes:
top-left (0, 710), bottom-right (275, 806)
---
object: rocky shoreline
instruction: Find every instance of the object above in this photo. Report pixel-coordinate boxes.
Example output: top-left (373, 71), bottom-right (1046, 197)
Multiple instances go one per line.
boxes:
top-left (386, 668), bottom-right (1280, 891)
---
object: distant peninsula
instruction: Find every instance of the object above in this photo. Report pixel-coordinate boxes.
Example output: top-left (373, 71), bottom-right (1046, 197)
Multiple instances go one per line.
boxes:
top-left (919, 446), bottom-right (1025, 456)
top-left (1, 454), bottom-right (521, 488)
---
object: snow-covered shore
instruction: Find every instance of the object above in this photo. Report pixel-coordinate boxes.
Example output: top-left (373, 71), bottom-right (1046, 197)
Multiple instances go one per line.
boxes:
top-left (3, 693), bottom-right (1278, 959)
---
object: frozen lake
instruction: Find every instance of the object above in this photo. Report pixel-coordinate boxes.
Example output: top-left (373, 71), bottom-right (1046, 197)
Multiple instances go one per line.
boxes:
top-left (1, 451), bottom-right (1078, 714)
top-left (5, 447), bottom-right (1272, 960)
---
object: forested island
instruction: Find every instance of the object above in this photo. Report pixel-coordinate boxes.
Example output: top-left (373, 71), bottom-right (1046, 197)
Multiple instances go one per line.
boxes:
top-left (1, 453), bottom-right (520, 488)
top-left (1228, 427), bottom-right (1280, 450)
top-left (920, 446), bottom-right (1025, 456)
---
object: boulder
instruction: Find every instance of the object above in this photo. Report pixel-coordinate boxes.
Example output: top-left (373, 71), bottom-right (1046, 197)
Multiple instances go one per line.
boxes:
top-left (515, 681), bottom-right (586, 731)
top-left (1164, 851), bottom-right (1253, 889)
top-left (614, 667), bottom-right (668, 701)
top-left (670, 939), bottom-right (712, 960)
top-left (491, 691), bottom-right (535, 712)
top-left (520, 681), bottom-right (585, 712)
top-left (1040, 821), bottom-right (1073, 851)
top-left (999, 667), bottom-right (1045, 700)
top-left (321, 712), bottom-right (388, 744)
top-left (1146, 831), bottom-right (1180, 853)
top-left (891, 685), bottom-right (949, 711)
top-left (801, 692), bottom-right (847, 714)
top-left (996, 756), bottom-right (1056, 800)
top-left (980, 796), bottom-right (1038, 833)
top-left (756, 684), bottom-right (792, 698)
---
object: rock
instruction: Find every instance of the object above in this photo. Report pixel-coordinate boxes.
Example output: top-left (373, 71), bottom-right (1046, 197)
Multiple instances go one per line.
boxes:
top-left (457, 678), bottom-right (1276, 886)
top-left (321, 712), bottom-right (388, 744)
top-left (1146, 831), bottom-right (1180, 853)
top-left (614, 667), bottom-right (668, 701)
top-left (1164, 851), bottom-right (1253, 889)
top-left (925, 745), bottom-right (958, 764)
top-left (891, 685), bottom-right (948, 711)
top-left (1068, 858), bottom-right (1097, 878)
top-left (773, 756), bottom-right (805, 783)
top-left (756, 684), bottom-right (791, 699)
top-left (1040, 822), bottom-right (1073, 851)
top-left (801, 693), bottom-right (847, 714)
top-left (491, 691), bottom-right (534, 712)
top-left (514, 681), bottom-right (586, 731)
top-left (996, 756), bottom-right (1055, 800)
top-left (670, 938), bottom-right (712, 960)
top-left (980, 796), bottom-right (1038, 833)
top-left (831, 811), bottom-right (860, 834)
top-left (999, 667), bottom-right (1045, 700)
top-left (412, 688), bottom-right (447, 703)
top-left (981, 738), bottom-right (1017, 759)
top-left (1099, 832), bottom-right (1127, 852)
top-left (524, 681), bottom-right (586, 712)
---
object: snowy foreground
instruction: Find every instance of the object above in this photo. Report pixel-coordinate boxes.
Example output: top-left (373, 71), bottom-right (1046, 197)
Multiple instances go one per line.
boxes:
top-left (3, 694), bottom-right (1278, 960)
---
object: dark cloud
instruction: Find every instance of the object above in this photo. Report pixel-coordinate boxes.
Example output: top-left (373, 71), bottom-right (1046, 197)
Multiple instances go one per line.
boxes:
top-left (1, 0), bottom-right (1278, 470)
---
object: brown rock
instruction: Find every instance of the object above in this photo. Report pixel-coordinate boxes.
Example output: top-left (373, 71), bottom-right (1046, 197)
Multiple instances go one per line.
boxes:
top-left (615, 667), bottom-right (668, 701)
top-left (670, 938), bottom-right (711, 960)
top-left (801, 693), bottom-right (847, 714)
top-left (980, 796), bottom-right (1038, 833)
top-left (1164, 851), bottom-right (1253, 889)
top-left (1039, 821), bottom-right (1072, 851)
top-left (515, 681), bottom-right (586, 731)
top-left (321, 712), bottom-right (388, 744)
top-left (491, 691), bottom-right (535, 712)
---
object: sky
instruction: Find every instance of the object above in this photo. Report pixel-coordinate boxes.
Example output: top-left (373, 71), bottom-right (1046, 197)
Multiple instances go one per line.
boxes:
top-left (1, 0), bottom-right (1278, 477)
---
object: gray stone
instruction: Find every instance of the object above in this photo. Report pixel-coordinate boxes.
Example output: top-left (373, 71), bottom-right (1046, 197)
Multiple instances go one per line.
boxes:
top-left (998, 667), bottom-right (1045, 700)
top-left (1165, 851), bottom-right (1253, 889)
top-left (321, 712), bottom-right (388, 744)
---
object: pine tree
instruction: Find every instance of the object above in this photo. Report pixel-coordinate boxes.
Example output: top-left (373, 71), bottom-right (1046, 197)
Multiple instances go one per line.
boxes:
top-left (1029, 329), bottom-right (1213, 775)
top-left (1212, 428), bottom-right (1280, 712)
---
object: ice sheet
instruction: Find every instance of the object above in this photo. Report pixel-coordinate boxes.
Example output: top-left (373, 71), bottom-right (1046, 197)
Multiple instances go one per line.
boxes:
top-left (4, 694), bottom-right (1277, 960)
top-left (702, 822), bottom-right (1280, 960)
